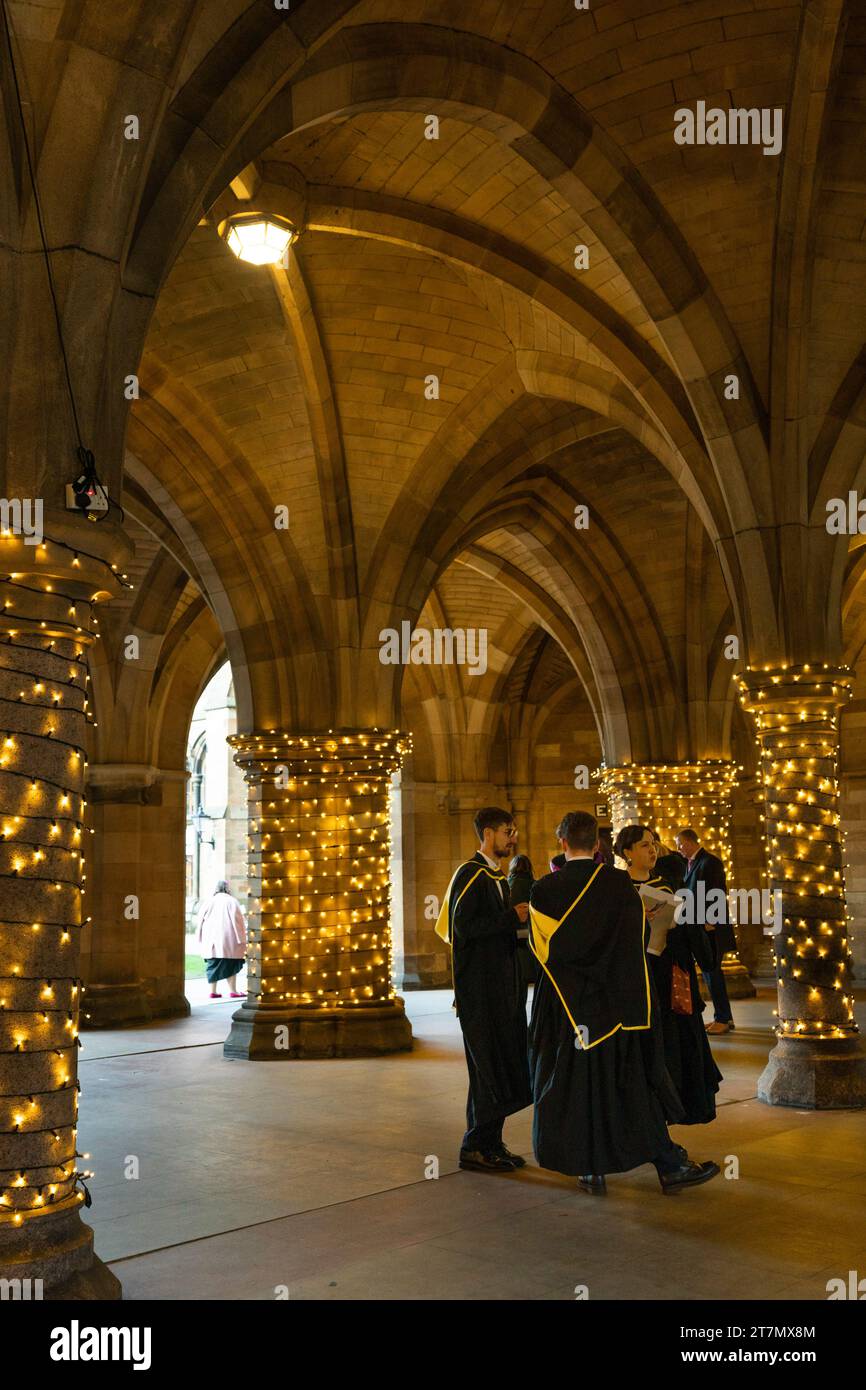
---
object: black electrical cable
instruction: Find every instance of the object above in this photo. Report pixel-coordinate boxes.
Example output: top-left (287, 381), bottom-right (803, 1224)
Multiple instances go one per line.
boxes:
top-left (0, 0), bottom-right (83, 452)
top-left (1, 2), bottom-right (116, 523)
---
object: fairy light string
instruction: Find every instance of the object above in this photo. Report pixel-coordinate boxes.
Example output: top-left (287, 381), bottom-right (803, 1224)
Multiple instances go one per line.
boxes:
top-left (596, 759), bottom-right (758, 980)
top-left (596, 759), bottom-right (739, 880)
top-left (737, 663), bottom-right (857, 1042)
top-left (229, 729), bottom-right (410, 1012)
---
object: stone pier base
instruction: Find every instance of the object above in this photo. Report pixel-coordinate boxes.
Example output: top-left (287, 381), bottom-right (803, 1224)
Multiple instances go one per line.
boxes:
top-left (81, 981), bottom-right (153, 1029)
top-left (0, 1208), bottom-right (122, 1299)
top-left (224, 999), bottom-right (414, 1059)
top-left (699, 956), bottom-right (757, 1002)
top-left (48, 1257), bottom-right (122, 1300)
top-left (401, 954), bottom-right (451, 990)
top-left (758, 1034), bottom-right (866, 1108)
top-left (721, 957), bottom-right (757, 998)
top-left (80, 982), bottom-right (191, 1028)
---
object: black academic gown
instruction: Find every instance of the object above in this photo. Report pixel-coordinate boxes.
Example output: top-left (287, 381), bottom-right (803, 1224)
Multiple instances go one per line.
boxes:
top-left (637, 874), bottom-right (722, 1125)
top-left (437, 853), bottom-right (532, 1129)
top-left (528, 860), bottom-right (679, 1177)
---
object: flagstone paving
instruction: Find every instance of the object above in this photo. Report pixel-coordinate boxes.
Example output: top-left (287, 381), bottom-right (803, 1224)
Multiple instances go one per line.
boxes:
top-left (77, 986), bottom-right (866, 1301)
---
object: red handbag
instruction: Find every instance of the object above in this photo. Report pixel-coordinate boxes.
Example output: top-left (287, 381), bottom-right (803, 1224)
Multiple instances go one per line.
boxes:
top-left (671, 963), bottom-right (693, 1015)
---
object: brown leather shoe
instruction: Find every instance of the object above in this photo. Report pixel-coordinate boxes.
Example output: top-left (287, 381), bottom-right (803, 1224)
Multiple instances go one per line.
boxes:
top-left (706, 1020), bottom-right (732, 1034)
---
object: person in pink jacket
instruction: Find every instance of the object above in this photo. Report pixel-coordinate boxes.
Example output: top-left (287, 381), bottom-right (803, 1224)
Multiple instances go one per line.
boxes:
top-left (196, 880), bottom-right (247, 999)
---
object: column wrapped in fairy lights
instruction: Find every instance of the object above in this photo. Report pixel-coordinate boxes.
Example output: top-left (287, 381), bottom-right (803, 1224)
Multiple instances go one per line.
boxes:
top-left (597, 760), bottom-right (754, 994)
top-left (738, 664), bottom-right (866, 1106)
top-left (0, 531), bottom-right (127, 1288)
top-left (737, 667), bottom-right (856, 1036)
top-left (597, 760), bottom-right (738, 877)
top-left (225, 728), bottom-right (414, 1058)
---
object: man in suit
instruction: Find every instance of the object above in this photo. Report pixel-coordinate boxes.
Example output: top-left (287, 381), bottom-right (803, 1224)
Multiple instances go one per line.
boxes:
top-left (435, 807), bottom-right (533, 1171)
top-left (675, 827), bottom-right (736, 1035)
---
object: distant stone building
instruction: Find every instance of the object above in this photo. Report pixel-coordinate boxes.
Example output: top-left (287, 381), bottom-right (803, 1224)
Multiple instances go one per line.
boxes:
top-left (186, 664), bottom-right (249, 930)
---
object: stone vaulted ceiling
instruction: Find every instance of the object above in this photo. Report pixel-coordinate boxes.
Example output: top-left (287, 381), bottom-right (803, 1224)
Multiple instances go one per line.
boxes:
top-left (4, 0), bottom-right (863, 751)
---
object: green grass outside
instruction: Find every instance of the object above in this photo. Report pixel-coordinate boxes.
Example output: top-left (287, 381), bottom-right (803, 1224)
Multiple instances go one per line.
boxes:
top-left (185, 954), bottom-right (206, 980)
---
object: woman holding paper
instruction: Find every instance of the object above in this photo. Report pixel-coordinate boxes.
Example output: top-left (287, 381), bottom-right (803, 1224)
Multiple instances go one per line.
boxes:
top-left (613, 825), bottom-right (721, 1125)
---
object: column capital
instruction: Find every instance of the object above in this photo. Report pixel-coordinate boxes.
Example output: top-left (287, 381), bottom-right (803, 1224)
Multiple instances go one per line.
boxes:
top-left (506, 783), bottom-right (534, 815)
top-left (0, 513), bottom-right (130, 647)
top-left (596, 761), bottom-right (740, 846)
top-left (86, 763), bottom-right (188, 802)
top-left (736, 664), bottom-right (853, 721)
top-left (598, 760), bottom-right (739, 793)
top-left (229, 727), bottom-right (410, 776)
top-left (437, 782), bottom-right (501, 816)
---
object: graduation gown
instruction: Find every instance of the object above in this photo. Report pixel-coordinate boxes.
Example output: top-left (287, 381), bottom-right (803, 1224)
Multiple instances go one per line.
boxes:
top-left (528, 860), bottom-right (678, 1177)
top-left (436, 853), bottom-right (532, 1127)
top-left (637, 875), bottom-right (722, 1125)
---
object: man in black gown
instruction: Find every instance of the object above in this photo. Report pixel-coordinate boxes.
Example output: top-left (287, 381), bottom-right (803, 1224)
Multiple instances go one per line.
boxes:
top-left (528, 811), bottom-right (720, 1195)
top-left (436, 807), bottom-right (533, 1173)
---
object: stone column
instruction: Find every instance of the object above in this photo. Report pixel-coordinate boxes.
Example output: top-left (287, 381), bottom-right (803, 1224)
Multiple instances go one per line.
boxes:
top-left (399, 779), bottom-right (467, 991)
top-left (507, 783), bottom-right (533, 837)
top-left (738, 665), bottom-right (866, 1106)
top-left (400, 778), bottom-right (526, 990)
top-left (0, 528), bottom-right (122, 1297)
top-left (223, 729), bottom-right (414, 1058)
top-left (597, 760), bottom-right (755, 996)
top-left (840, 771), bottom-right (866, 981)
top-left (731, 771), bottom-right (774, 976)
top-left (81, 764), bottom-right (189, 1028)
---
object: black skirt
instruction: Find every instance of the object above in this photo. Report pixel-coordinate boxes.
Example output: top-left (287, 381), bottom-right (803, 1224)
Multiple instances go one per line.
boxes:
top-left (205, 957), bottom-right (245, 984)
top-left (648, 952), bottom-right (722, 1124)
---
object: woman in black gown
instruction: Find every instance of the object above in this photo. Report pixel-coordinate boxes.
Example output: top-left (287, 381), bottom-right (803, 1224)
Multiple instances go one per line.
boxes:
top-left (614, 824), bottom-right (722, 1126)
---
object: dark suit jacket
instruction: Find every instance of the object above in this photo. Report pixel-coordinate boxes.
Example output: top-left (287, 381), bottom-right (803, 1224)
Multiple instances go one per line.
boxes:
top-left (683, 847), bottom-right (737, 955)
top-left (654, 850), bottom-right (686, 892)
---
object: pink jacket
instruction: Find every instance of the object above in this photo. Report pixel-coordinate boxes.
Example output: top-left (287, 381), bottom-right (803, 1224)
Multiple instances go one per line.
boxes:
top-left (196, 892), bottom-right (247, 958)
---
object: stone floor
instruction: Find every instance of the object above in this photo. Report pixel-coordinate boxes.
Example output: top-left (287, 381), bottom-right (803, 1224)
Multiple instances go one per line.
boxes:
top-left (78, 986), bottom-right (866, 1301)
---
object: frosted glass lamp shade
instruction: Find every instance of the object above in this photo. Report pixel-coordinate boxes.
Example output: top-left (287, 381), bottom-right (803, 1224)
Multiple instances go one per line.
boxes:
top-left (222, 214), bottom-right (297, 266)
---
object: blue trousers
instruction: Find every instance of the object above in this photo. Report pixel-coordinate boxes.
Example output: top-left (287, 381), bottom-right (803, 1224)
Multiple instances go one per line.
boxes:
top-left (702, 964), bottom-right (733, 1023)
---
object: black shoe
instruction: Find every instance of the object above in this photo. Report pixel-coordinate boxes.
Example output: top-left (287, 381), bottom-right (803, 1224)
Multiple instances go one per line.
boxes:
top-left (493, 1145), bottom-right (527, 1168)
top-left (459, 1149), bottom-right (516, 1173)
top-left (577, 1174), bottom-right (607, 1194)
top-left (659, 1159), bottom-right (720, 1194)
